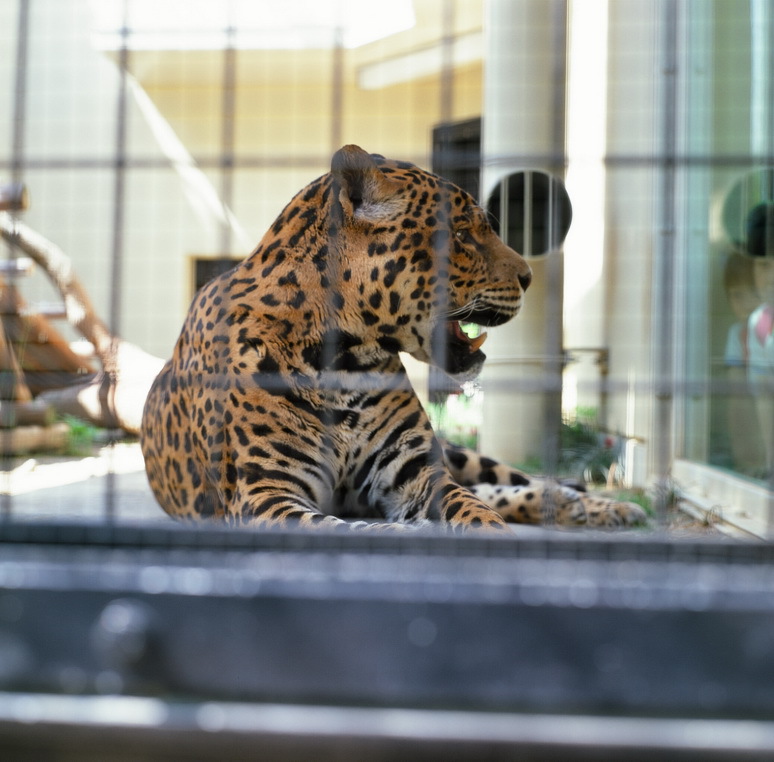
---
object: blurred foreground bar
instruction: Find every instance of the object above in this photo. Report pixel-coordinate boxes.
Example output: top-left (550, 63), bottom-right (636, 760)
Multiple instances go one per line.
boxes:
top-left (1, 522), bottom-right (774, 760)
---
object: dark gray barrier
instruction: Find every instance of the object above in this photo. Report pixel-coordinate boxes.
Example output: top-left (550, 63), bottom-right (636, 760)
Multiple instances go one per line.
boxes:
top-left (1, 522), bottom-right (774, 759)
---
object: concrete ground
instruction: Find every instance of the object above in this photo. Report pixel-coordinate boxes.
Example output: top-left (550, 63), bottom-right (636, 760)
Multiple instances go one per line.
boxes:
top-left (0, 443), bottom-right (544, 533)
top-left (1, 442), bottom-right (169, 523)
top-left (2, 442), bottom-right (715, 537)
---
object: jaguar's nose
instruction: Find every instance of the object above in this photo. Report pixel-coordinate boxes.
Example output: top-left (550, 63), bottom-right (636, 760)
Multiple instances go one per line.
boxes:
top-left (518, 268), bottom-right (532, 292)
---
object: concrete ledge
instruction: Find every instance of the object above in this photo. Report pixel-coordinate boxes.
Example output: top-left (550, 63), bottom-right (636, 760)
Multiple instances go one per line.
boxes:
top-left (673, 458), bottom-right (774, 539)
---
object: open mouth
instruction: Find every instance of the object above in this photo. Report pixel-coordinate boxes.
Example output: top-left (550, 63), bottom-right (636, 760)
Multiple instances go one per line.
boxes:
top-left (431, 303), bottom-right (516, 379)
top-left (447, 321), bottom-right (488, 354)
top-left (434, 320), bottom-right (488, 378)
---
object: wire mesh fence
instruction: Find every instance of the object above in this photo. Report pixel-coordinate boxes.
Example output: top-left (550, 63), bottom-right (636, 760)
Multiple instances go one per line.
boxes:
top-left (0, 0), bottom-right (770, 532)
top-left (1, 0), bottom-right (774, 751)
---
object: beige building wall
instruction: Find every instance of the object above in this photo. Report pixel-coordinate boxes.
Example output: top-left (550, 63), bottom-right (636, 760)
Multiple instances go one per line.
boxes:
top-left (1, 0), bottom-right (484, 361)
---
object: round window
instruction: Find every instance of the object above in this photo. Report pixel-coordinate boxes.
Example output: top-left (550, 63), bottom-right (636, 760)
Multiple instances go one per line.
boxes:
top-left (486, 171), bottom-right (572, 257)
top-left (721, 168), bottom-right (774, 258)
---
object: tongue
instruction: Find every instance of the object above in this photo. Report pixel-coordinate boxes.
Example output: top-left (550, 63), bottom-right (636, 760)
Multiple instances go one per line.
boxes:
top-left (449, 321), bottom-right (488, 353)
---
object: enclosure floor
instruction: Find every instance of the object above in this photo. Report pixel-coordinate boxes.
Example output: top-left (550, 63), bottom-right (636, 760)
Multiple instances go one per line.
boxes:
top-left (1, 442), bottom-right (167, 523)
top-left (0, 443), bottom-right (723, 538)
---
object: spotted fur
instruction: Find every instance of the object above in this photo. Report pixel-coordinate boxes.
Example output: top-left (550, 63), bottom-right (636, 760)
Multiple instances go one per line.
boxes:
top-left (141, 145), bottom-right (643, 533)
top-left (443, 441), bottom-right (648, 527)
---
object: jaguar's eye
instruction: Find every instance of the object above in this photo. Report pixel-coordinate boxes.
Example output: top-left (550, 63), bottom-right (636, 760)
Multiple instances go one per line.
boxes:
top-left (455, 228), bottom-right (473, 244)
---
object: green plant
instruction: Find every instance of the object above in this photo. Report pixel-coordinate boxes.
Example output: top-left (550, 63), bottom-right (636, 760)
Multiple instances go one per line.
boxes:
top-left (59, 414), bottom-right (100, 456)
top-left (428, 398), bottom-right (628, 485)
top-left (513, 454), bottom-right (545, 474)
top-left (611, 487), bottom-right (654, 517)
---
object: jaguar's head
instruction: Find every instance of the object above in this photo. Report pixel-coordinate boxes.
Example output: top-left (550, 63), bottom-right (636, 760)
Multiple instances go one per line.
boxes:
top-left (330, 144), bottom-right (532, 381)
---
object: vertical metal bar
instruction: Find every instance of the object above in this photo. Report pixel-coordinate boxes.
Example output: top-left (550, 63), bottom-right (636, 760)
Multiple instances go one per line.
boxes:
top-left (104, 0), bottom-right (131, 522)
top-left (542, 0), bottom-right (568, 477)
top-left (433, 0), bottom-right (455, 417)
top-left (2, 0), bottom-right (31, 520)
top-left (109, 5), bottom-right (129, 340)
top-left (10, 0), bottom-right (29, 188)
top-left (546, 175), bottom-right (554, 253)
top-left (439, 0), bottom-right (455, 124)
top-left (748, 0), bottom-right (774, 525)
top-left (325, 13), bottom-right (345, 377)
top-left (499, 176), bottom-right (509, 247)
top-left (752, 0), bottom-right (774, 527)
top-left (330, 24), bottom-right (344, 154)
top-left (750, 0), bottom-right (773, 162)
top-left (652, 0), bottom-right (679, 525)
top-left (523, 171), bottom-right (533, 257)
top-left (220, 16), bottom-right (237, 257)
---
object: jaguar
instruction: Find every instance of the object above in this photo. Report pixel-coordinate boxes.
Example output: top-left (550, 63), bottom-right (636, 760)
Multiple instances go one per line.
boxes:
top-left (141, 145), bottom-right (646, 532)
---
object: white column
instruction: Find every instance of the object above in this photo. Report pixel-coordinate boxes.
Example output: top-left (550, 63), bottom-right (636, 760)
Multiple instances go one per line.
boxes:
top-left (479, 0), bottom-right (567, 467)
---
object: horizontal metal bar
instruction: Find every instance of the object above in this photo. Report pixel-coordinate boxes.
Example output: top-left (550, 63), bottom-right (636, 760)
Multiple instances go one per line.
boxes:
top-left (0, 693), bottom-right (773, 760)
top-left (0, 257), bottom-right (33, 275)
top-left (1, 152), bottom-right (771, 174)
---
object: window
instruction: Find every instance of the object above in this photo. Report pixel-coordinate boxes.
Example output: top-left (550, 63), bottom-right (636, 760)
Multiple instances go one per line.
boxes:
top-left (192, 256), bottom-right (243, 294)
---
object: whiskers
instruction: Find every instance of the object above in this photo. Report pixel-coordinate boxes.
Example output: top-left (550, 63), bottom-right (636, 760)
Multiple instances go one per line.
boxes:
top-left (442, 293), bottom-right (520, 324)
top-left (443, 298), bottom-right (482, 321)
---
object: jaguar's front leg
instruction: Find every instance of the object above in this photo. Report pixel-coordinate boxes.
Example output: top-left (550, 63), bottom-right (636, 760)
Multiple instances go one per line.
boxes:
top-left (353, 414), bottom-right (512, 532)
top-left (433, 479), bottom-right (512, 533)
top-left (234, 486), bottom-right (412, 532)
top-left (388, 457), bottom-right (511, 532)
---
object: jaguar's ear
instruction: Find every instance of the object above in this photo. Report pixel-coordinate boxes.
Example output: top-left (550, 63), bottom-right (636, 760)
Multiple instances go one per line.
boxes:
top-left (331, 145), bottom-right (400, 221)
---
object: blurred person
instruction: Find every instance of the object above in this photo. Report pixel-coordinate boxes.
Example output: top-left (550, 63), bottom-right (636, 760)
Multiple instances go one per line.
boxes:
top-left (744, 203), bottom-right (774, 473)
top-left (722, 252), bottom-right (765, 473)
